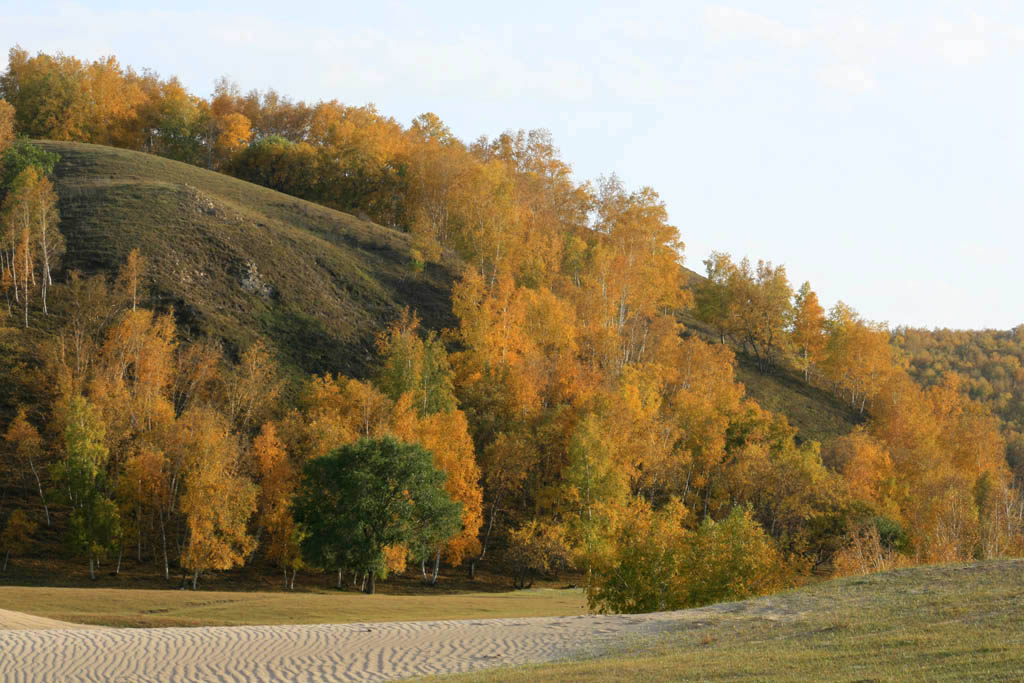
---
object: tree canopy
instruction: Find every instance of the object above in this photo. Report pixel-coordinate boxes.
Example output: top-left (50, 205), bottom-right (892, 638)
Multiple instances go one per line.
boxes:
top-left (293, 437), bottom-right (462, 594)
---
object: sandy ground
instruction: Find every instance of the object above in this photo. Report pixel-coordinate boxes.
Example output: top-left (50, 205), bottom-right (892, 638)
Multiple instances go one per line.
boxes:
top-left (0, 609), bottom-right (689, 681)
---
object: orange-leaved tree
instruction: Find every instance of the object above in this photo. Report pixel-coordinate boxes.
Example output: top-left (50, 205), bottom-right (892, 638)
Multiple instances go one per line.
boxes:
top-left (177, 407), bottom-right (257, 589)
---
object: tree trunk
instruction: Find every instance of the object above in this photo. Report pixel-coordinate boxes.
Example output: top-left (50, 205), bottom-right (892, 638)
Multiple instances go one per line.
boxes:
top-left (470, 497), bottom-right (502, 579)
top-left (89, 555), bottom-right (95, 581)
top-left (430, 548), bottom-right (441, 586)
top-left (421, 558), bottom-right (429, 583)
top-left (27, 457), bottom-right (50, 526)
top-left (366, 570), bottom-right (376, 595)
top-left (337, 568), bottom-right (343, 589)
top-left (160, 517), bottom-right (170, 581)
top-left (3, 550), bottom-right (8, 572)
top-left (285, 566), bottom-right (289, 589)
top-left (289, 568), bottom-right (297, 591)
top-left (192, 568), bottom-right (199, 590)
top-left (115, 545), bottom-right (123, 576)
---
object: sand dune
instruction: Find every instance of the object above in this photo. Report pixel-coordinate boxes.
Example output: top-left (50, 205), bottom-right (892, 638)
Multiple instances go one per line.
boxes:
top-left (0, 609), bottom-right (686, 681)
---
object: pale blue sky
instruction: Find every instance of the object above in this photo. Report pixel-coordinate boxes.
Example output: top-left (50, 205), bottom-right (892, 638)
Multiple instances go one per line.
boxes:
top-left (3, 0), bottom-right (1022, 330)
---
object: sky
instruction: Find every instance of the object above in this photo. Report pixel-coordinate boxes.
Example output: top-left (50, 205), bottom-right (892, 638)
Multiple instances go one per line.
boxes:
top-left (2, 0), bottom-right (1022, 330)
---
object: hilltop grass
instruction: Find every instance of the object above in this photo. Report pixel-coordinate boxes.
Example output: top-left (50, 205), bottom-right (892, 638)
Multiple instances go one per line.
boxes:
top-left (0, 584), bottom-right (586, 629)
top-left (446, 560), bottom-right (1024, 682)
top-left (37, 141), bottom-right (458, 381)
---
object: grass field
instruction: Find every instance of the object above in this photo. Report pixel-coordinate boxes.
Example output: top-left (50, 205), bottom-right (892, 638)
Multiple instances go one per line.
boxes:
top-left (448, 560), bottom-right (1024, 682)
top-left (0, 585), bottom-right (587, 628)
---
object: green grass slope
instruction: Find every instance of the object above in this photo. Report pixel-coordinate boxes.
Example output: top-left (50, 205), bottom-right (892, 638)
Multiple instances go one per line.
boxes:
top-left (451, 560), bottom-right (1024, 682)
top-left (40, 141), bottom-right (459, 379)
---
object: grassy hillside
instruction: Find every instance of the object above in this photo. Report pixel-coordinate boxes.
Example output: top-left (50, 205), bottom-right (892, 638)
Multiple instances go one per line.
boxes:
top-left (452, 560), bottom-right (1024, 681)
top-left (39, 141), bottom-right (459, 380)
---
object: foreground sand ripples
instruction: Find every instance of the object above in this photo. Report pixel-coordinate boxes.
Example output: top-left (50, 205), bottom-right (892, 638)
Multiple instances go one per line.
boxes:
top-left (0, 612), bottom-right (682, 681)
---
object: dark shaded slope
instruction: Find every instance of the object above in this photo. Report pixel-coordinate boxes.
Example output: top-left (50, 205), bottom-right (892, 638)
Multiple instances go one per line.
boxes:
top-left (40, 141), bottom-right (459, 378)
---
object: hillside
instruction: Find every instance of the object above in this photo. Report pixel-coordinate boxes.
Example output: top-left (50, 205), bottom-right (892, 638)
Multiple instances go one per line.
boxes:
top-left (36, 141), bottom-right (857, 445)
top-left (36, 142), bottom-right (852, 443)
top-left (38, 141), bottom-right (459, 380)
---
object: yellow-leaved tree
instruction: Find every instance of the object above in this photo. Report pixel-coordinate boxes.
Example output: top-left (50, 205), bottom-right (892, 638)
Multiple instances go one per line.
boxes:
top-left (251, 421), bottom-right (302, 589)
top-left (177, 407), bottom-right (257, 589)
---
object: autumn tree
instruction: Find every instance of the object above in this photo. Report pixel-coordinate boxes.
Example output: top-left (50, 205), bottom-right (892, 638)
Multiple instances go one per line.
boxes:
top-left (584, 176), bottom-right (687, 372)
top-left (177, 407), bottom-right (257, 589)
top-left (0, 48), bottom-right (89, 141)
top-left (229, 135), bottom-right (319, 199)
top-left (791, 281), bottom-right (826, 381)
top-left (251, 422), bottom-right (302, 588)
top-left (1, 510), bottom-right (36, 571)
top-left (0, 99), bottom-right (14, 158)
top-left (389, 400), bottom-right (483, 583)
top-left (220, 340), bottom-right (282, 433)
top-left (822, 303), bottom-right (895, 413)
top-left (1, 168), bottom-right (62, 314)
top-left (2, 169), bottom-right (40, 326)
top-left (116, 248), bottom-right (146, 311)
top-left (718, 258), bottom-right (793, 372)
top-left (90, 307), bottom-right (177, 452)
top-left (504, 520), bottom-right (572, 589)
top-left (4, 407), bottom-right (49, 525)
top-left (822, 429), bottom-right (897, 514)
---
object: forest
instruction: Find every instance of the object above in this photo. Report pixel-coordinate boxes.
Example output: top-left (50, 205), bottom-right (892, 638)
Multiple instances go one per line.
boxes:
top-left (0, 47), bottom-right (1021, 612)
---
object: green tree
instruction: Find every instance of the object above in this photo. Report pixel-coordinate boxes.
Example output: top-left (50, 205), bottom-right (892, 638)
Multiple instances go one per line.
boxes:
top-left (376, 309), bottom-right (456, 416)
top-left (681, 506), bottom-right (786, 606)
top-left (694, 251), bottom-right (736, 344)
top-left (1, 140), bottom-right (59, 190)
top-left (52, 395), bottom-right (119, 580)
top-left (293, 437), bottom-right (461, 594)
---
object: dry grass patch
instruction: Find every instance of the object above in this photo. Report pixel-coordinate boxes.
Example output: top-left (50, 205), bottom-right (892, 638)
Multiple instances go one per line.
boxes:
top-left (0, 585), bottom-right (586, 628)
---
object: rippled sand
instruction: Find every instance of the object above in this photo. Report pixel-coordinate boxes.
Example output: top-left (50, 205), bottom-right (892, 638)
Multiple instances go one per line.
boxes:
top-left (0, 610), bottom-right (683, 681)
